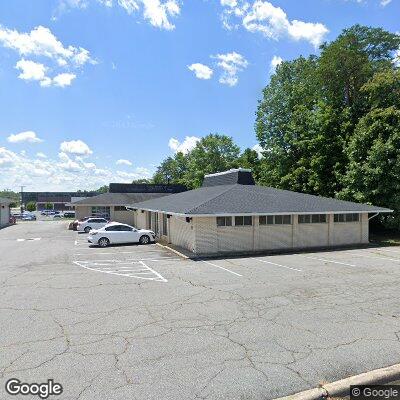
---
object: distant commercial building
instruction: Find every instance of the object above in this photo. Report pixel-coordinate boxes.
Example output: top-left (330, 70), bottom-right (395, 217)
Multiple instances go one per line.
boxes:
top-left (0, 198), bottom-right (12, 228)
top-left (72, 183), bottom-right (187, 226)
top-left (22, 191), bottom-right (98, 211)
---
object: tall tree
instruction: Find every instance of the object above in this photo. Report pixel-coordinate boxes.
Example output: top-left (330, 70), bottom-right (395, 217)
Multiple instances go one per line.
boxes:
top-left (184, 134), bottom-right (241, 188)
top-left (339, 69), bottom-right (400, 227)
top-left (256, 25), bottom-right (400, 199)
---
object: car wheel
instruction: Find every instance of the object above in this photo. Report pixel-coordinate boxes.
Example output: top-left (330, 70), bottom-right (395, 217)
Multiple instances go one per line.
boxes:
top-left (139, 235), bottom-right (150, 245)
top-left (84, 226), bottom-right (91, 233)
top-left (98, 237), bottom-right (110, 247)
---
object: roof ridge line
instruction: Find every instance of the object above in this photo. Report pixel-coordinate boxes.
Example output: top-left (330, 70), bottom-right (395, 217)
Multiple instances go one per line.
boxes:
top-left (187, 184), bottom-right (237, 214)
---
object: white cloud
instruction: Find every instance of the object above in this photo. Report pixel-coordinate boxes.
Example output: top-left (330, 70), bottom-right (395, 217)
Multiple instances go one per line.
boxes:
top-left (52, 72), bottom-right (76, 87)
top-left (270, 55), bottom-right (282, 73)
top-left (221, 0), bottom-right (328, 47)
top-left (252, 143), bottom-right (263, 158)
top-left (62, 0), bottom-right (180, 30)
top-left (394, 49), bottom-right (400, 67)
top-left (7, 131), bottom-right (43, 144)
top-left (213, 51), bottom-right (248, 86)
top-left (0, 146), bottom-right (153, 191)
top-left (0, 25), bottom-right (94, 65)
top-left (36, 152), bottom-right (47, 158)
top-left (60, 139), bottom-right (93, 155)
top-left (116, 159), bottom-right (133, 166)
top-left (188, 63), bottom-right (213, 79)
top-left (381, 0), bottom-right (392, 5)
top-left (168, 136), bottom-right (200, 154)
top-left (15, 59), bottom-right (47, 82)
top-left (0, 25), bottom-right (95, 87)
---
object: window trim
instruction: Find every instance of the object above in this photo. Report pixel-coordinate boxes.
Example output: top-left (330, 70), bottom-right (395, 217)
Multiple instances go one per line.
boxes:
top-left (216, 216), bottom-right (232, 227)
top-left (234, 216), bottom-right (253, 227)
top-left (259, 215), bottom-right (292, 226)
top-left (298, 214), bottom-right (327, 224)
top-left (334, 213), bottom-right (360, 223)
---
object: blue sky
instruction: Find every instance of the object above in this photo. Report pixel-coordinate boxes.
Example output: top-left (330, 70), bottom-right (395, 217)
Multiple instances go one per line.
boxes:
top-left (0, 0), bottom-right (398, 191)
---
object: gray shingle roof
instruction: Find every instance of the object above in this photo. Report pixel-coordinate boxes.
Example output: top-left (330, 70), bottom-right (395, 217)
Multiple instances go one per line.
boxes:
top-left (71, 192), bottom-right (169, 206)
top-left (130, 184), bottom-right (392, 215)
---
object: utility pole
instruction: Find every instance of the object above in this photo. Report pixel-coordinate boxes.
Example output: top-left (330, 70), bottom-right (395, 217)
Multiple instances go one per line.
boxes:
top-left (20, 185), bottom-right (26, 215)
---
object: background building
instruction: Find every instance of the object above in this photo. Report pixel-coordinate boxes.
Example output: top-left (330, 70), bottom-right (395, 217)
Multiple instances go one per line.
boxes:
top-left (72, 183), bottom-right (187, 225)
top-left (0, 198), bottom-right (12, 228)
top-left (22, 191), bottom-right (98, 211)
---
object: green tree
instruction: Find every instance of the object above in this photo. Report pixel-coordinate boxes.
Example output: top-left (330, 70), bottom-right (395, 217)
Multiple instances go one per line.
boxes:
top-left (184, 134), bottom-right (241, 188)
top-left (237, 148), bottom-right (262, 182)
top-left (339, 69), bottom-right (400, 227)
top-left (256, 25), bottom-right (400, 198)
top-left (318, 25), bottom-right (400, 113)
top-left (131, 179), bottom-right (151, 184)
top-left (339, 107), bottom-right (400, 225)
top-left (95, 185), bottom-right (109, 193)
top-left (153, 152), bottom-right (188, 184)
top-left (0, 190), bottom-right (19, 205)
top-left (45, 203), bottom-right (53, 210)
top-left (26, 201), bottom-right (36, 212)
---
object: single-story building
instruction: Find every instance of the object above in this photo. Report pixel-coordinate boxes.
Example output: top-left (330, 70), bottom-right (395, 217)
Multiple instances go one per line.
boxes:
top-left (130, 169), bottom-right (392, 256)
top-left (0, 198), bottom-right (12, 228)
top-left (72, 184), bottom-right (187, 226)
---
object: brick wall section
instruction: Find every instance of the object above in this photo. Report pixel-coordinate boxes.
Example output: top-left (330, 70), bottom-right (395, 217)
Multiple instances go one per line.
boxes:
top-left (134, 211), bottom-right (369, 256)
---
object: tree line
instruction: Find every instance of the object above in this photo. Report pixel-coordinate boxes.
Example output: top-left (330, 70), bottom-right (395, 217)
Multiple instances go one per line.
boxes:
top-left (152, 25), bottom-right (400, 228)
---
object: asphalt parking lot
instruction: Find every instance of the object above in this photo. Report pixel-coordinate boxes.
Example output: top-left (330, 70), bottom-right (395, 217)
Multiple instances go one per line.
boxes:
top-left (1, 221), bottom-right (400, 400)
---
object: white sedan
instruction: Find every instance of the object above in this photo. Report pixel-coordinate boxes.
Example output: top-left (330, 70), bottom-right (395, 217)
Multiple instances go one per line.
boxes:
top-left (87, 222), bottom-right (156, 247)
top-left (77, 217), bottom-right (109, 233)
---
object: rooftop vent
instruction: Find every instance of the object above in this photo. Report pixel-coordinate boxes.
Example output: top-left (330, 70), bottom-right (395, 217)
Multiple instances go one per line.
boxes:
top-left (202, 168), bottom-right (255, 187)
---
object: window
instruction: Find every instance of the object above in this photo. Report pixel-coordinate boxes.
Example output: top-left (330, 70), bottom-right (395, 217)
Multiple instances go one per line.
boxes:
top-left (106, 225), bottom-right (133, 231)
top-left (216, 217), bottom-right (232, 227)
top-left (235, 216), bottom-right (252, 226)
top-left (91, 206), bottom-right (110, 219)
top-left (260, 215), bottom-right (292, 225)
top-left (299, 214), bottom-right (326, 224)
top-left (334, 213), bottom-right (359, 223)
top-left (114, 206), bottom-right (127, 211)
top-left (162, 214), bottom-right (168, 236)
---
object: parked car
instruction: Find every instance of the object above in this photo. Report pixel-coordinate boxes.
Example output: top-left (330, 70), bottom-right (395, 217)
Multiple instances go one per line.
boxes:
top-left (41, 210), bottom-right (54, 216)
top-left (21, 212), bottom-right (36, 221)
top-left (52, 214), bottom-right (63, 219)
top-left (77, 217), bottom-right (109, 233)
top-left (87, 222), bottom-right (156, 247)
top-left (63, 211), bottom-right (75, 218)
top-left (69, 216), bottom-right (91, 231)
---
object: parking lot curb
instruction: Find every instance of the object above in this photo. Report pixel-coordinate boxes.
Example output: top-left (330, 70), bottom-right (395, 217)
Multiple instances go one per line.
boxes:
top-left (273, 363), bottom-right (400, 400)
top-left (156, 243), bottom-right (189, 259)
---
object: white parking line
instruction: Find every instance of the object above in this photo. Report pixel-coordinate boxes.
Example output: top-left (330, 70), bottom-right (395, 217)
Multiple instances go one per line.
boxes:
top-left (351, 251), bottom-right (400, 263)
top-left (73, 260), bottom-right (167, 282)
top-left (251, 257), bottom-right (302, 272)
top-left (297, 255), bottom-right (356, 267)
top-left (74, 258), bottom-right (180, 263)
top-left (73, 251), bottom-right (168, 256)
top-left (373, 247), bottom-right (400, 255)
top-left (201, 260), bottom-right (242, 277)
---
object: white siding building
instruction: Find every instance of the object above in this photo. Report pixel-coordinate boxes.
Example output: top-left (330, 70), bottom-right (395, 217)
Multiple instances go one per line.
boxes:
top-left (0, 198), bottom-right (12, 228)
top-left (131, 169), bottom-right (392, 257)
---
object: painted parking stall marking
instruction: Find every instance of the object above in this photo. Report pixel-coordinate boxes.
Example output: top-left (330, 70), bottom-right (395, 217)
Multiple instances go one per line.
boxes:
top-left (296, 254), bottom-right (357, 267)
top-left (16, 238), bottom-right (41, 242)
top-left (201, 260), bottom-right (243, 277)
top-left (251, 257), bottom-right (302, 272)
top-left (73, 259), bottom-right (168, 282)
